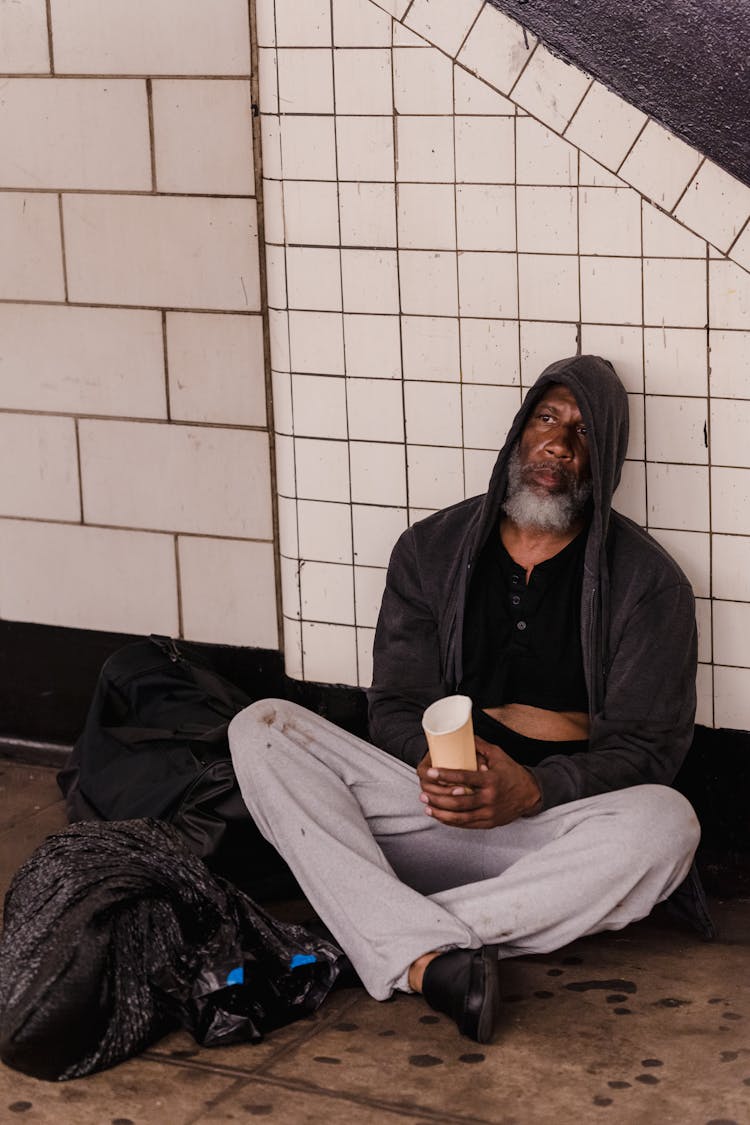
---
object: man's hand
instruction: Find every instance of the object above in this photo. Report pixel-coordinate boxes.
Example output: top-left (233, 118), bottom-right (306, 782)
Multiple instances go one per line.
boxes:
top-left (417, 736), bottom-right (542, 828)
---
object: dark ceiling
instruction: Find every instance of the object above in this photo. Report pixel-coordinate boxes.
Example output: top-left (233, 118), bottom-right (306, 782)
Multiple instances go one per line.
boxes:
top-left (489, 0), bottom-right (750, 187)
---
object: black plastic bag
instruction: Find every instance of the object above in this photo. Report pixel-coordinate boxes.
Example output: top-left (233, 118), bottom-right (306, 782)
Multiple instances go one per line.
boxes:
top-left (0, 820), bottom-right (342, 1081)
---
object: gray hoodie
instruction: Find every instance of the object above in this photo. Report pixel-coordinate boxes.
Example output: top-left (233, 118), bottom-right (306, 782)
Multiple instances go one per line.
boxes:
top-left (368, 355), bottom-right (698, 812)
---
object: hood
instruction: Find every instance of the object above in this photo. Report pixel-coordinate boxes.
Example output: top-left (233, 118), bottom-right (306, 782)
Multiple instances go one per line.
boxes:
top-left (473, 354), bottom-right (629, 561)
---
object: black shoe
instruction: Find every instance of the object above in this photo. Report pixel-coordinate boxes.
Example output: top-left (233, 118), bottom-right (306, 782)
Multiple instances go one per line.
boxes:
top-left (421, 946), bottom-right (500, 1043)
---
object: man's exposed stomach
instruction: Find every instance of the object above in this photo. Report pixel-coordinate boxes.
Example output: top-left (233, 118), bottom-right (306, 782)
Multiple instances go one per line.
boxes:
top-left (483, 703), bottom-right (589, 741)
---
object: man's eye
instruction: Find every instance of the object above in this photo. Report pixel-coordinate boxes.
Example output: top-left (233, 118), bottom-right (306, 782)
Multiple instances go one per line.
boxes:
top-left (577, 426), bottom-right (587, 436)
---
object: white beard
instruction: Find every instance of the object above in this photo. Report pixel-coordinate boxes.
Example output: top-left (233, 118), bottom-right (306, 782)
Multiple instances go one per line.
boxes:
top-left (502, 447), bottom-right (592, 533)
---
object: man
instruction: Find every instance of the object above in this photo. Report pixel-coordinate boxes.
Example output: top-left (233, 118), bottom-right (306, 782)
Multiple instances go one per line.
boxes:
top-left (229, 355), bottom-right (705, 1045)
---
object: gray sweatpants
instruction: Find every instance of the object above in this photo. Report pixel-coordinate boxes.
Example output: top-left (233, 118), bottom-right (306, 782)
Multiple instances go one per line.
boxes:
top-left (228, 699), bottom-right (700, 1000)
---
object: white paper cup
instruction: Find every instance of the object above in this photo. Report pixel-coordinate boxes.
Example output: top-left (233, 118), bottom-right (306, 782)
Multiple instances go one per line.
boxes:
top-left (421, 695), bottom-right (477, 771)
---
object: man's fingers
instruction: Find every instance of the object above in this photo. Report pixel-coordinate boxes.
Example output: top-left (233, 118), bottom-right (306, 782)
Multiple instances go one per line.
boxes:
top-left (422, 790), bottom-right (484, 813)
top-left (426, 807), bottom-right (496, 829)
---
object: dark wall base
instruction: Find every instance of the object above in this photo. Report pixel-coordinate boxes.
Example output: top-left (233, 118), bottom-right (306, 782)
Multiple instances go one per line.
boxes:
top-left (2, 620), bottom-right (748, 875)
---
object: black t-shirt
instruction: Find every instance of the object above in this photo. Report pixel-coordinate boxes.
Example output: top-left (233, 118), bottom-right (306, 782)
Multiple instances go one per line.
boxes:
top-left (460, 525), bottom-right (589, 713)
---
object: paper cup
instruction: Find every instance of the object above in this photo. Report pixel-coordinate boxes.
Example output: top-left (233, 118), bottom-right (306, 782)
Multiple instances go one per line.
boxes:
top-left (421, 695), bottom-right (477, 771)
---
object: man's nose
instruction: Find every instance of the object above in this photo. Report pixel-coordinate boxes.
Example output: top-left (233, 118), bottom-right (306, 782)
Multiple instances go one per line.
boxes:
top-left (545, 426), bottom-right (575, 457)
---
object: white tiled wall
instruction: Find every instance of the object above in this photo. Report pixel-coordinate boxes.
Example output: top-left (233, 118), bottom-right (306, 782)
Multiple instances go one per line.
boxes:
top-left (0, 1), bottom-right (278, 650)
top-left (259, 0), bottom-right (750, 732)
top-left (6, 0), bottom-right (750, 732)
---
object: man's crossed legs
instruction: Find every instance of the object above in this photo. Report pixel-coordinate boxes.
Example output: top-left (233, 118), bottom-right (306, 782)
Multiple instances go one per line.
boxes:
top-left (228, 700), bottom-right (699, 1035)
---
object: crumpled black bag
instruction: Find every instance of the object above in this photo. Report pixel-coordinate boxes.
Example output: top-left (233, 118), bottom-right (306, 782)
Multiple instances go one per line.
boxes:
top-left (0, 820), bottom-right (342, 1082)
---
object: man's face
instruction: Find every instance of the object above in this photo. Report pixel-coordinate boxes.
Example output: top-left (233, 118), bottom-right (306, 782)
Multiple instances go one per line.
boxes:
top-left (518, 384), bottom-right (591, 494)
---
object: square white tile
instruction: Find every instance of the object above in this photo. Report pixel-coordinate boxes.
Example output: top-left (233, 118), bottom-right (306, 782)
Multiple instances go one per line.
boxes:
top-left (274, 432), bottom-right (296, 497)
top-left (405, 0), bottom-right (484, 58)
top-left (578, 155), bottom-right (624, 187)
top-left (396, 116), bottom-right (454, 182)
top-left (268, 308), bottom-right (290, 372)
top-left (712, 533), bottom-right (750, 601)
top-left (511, 43), bottom-right (591, 132)
top-left (152, 79), bottom-right (254, 195)
top-left (458, 252), bottom-right (518, 318)
top-left (520, 321), bottom-right (579, 386)
top-left (645, 395), bottom-right (708, 465)
top-left (461, 318), bottom-right (520, 385)
top-left (455, 116), bottom-right (515, 183)
top-left (357, 627), bottom-right (375, 688)
top-left (580, 256), bottom-right (642, 326)
top-left (695, 661), bottom-right (713, 730)
top-left (457, 4), bottom-right (535, 93)
top-left (289, 310), bottom-right (345, 376)
top-left (402, 315), bottom-right (461, 381)
top-left (341, 248), bottom-right (400, 314)
top-left (619, 119), bottom-right (702, 211)
top-left (564, 81), bottom-right (647, 172)
top-left (275, 0), bottom-right (331, 46)
top-left (407, 444), bottom-right (464, 509)
top-left (301, 621), bottom-right (358, 684)
top-left (404, 381), bottom-right (462, 446)
top-left (339, 182), bottom-right (397, 246)
top-left (643, 328), bottom-right (707, 396)
top-left (393, 45), bottom-right (454, 114)
top-left (263, 180), bottom-right (285, 244)
top-left (285, 246), bottom-right (342, 311)
top-left (579, 324), bottom-right (644, 393)
top-left (463, 383), bottom-right (521, 449)
top-left (626, 392), bottom-right (645, 460)
top-left (282, 180), bottom-right (340, 245)
top-left (613, 459), bottom-right (646, 524)
top-left (641, 201), bottom-right (706, 258)
top-left (400, 250), bottom-right (459, 315)
top-left (344, 314), bottom-right (402, 379)
top-left (643, 257), bottom-right (707, 328)
top-left (294, 436), bottom-right (350, 502)
top-left (352, 504), bottom-right (408, 567)
top-left (0, 0), bottom-right (49, 72)
top-left (277, 494), bottom-right (298, 559)
top-left (709, 260), bottom-right (750, 330)
top-left (265, 244), bottom-right (286, 309)
top-left (516, 118), bottom-right (578, 186)
top-left (167, 312), bottom-right (266, 426)
top-left (353, 564), bottom-right (387, 628)
top-left (516, 186), bottom-right (577, 254)
top-left (179, 538), bottom-right (278, 649)
top-left (291, 373), bottom-right (348, 439)
top-left (334, 47), bottom-right (392, 114)
top-left (464, 447), bottom-right (500, 497)
top-left (649, 528), bottom-right (710, 598)
top-left (347, 378), bottom-right (405, 442)
top-left (336, 115), bottom-right (394, 181)
top-left (453, 67), bottom-right (515, 115)
top-left (517, 254), bottom-right (580, 322)
top-left (709, 329), bottom-right (750, 398)
top-left (646, 462), bottom-right (709, 531)
top-left (277, 48), bottom-right (334, 114)
top-left (695, 596), bottom-right (712, 663)
top-left (714, 665), bottom-right (750, 730)
top-left (398, 183), bottom-right (456, 250)
top-left (0, 414), bottom-right (79, 521)
top-left (258, 48), bottom-right (278, 114)
top-left (300, 560), bottom-right (355, 625)
top-left (710, 398), bottom-right (750, 468)
top-left (332, 0), bottom-right (391, 47)
top-left (280, 115), bottom-right (337, 180)
top-left (456, 185), bottom-right (516, 252)
top-left (674, 159), bottom-right (750, 253)
top-left (261, 116), bottom-right (282, 179)
top-left (579, 186), bottom-right (642, 256)
top-left (283, 614), bottom-right (303, 678)
top-left (272, 368), bottom-right (293, 435)
top-left (713, 599), bottom-right (750, 668)
top-left (350, 440), bottom-right (407, 506)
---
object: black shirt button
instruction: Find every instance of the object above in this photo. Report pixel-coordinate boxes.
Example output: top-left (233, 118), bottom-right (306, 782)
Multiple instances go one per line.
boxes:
top-left (516, 620), bottom-right (527, 631)
top-left (511, 573), bottom-right (520, 584)
top-left (511, 594), bottom-right (521, 606)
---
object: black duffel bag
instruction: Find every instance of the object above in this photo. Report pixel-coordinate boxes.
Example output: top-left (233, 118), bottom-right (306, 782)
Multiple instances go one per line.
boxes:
top-left (57, 635), bottom-right (298, 899)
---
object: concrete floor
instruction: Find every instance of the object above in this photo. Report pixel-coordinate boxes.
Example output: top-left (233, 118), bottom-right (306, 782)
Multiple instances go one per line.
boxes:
top-left (1, 759), bottom-right (749, 1125)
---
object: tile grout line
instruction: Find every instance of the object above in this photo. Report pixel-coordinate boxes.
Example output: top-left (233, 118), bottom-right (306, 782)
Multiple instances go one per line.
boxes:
top-left (173, 534), bottom-right (185, 638)
top-left (705, 239), bottom-right (716, 727)
top-left (725, 213), bottom-right (750, 259)
top-left (328, 0), bottom-right (360, 686)
top-left (670, 157), bottom-right (705, 219)
top-left (44, 0), bottom-right (55, 75)
top-left (56, 192), bottom-right (69, 302)
top-left (161, 310), bottom-right (172, 420)
top-left (640, 198), bottom-right (649, 535)
top-left (450, 58), bottom-right (467, 504)
top-left (146, 77), bottom-right (158, 191)
top-left (512, 111), bottom-right (523, 395)
top-left (390, 16), bottom-right (411, 532)
top-left (249, 0), bottom-right (286, 658)
top-left (73, 417), bottom-right (84, 525)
